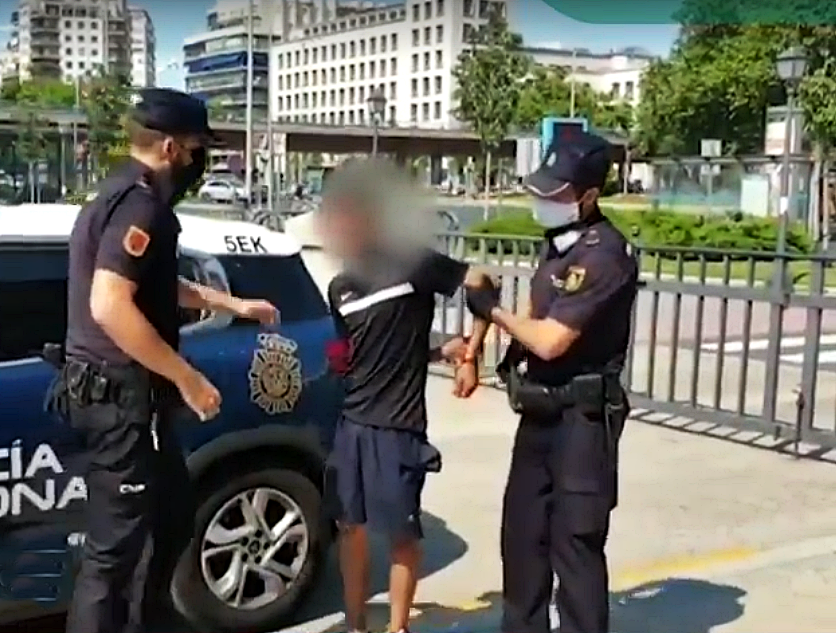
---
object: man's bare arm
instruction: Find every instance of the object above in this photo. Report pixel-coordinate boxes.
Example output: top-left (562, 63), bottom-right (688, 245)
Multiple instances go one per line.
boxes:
top-left (462, 268), bottom-right (492, 362)
top-left (91, 269), bottom-right (192, 384)
top-left (178, 278), bottom-right (241, 313)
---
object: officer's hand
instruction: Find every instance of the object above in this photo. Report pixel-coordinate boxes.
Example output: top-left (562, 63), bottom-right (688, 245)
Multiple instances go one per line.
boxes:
top-left (465, 285), bottom-right (500, 321)
top-left (453, 361), bottom-right (479, 398)
top-left (176, 367), bottom-right (222, 422)
top-left (236, 299), bottom-right (279, 325)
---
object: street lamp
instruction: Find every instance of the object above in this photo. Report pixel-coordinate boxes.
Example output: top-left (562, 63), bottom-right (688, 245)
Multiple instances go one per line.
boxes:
top-left (775, 47), bottom-right (807, 225)
top-left (367, 88), bottom-right (387, 156)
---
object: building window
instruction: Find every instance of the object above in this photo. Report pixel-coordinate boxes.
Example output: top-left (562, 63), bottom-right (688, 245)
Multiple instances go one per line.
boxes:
top-left (360, 39), bottom-right (366, 55)
top-left (424, 52), bottom-right (430, 70)
top-left (625, 81), bottom-right (635, 100)
top-left (391, 57), bottom-right (397, 73)
top-left (411, 78), bottom-right (418, 97)
top-left (389, 105), bottom-right (396, 124)
top-left (349, 41), bottom-right (355, 57)
top-left (424, 2), bottom-right (432, 19)
top-left (412, 29), bottom-right (419, 46)
top-left (410, 104), bottom-right (418, 122)
top-left (435, 76), bottom-right (442, 93)
top-left (391, 33), bottom-right (398, 50)
top-left (610, 82), bottom-right (620, 98)
top-left (412, 4), bottom-right (420, 20)
top-left (462, 23), bottom-right (475, 42)
top-left (434, 101), bottom-right (442, 119)
top-left (380, 36), bottom-right (386, 53)
top-left (423, 27), bottom-right (430, 45)
top-left (381, 59), bottom-right (387, 75)
top-left (437, 0), bottom-right (445, 15)
top-left (436, 50), bottom-right (443, 68)
top-left (423, 77), bottom-right (430, 96)
top-left (436, 25), bottom-right (443, 43)
top-left (370, 37), bottom-right (377, 54)
top-left (463, 0), bottom-right (474, 17)
top-left (422, 103), bottom-right (430, 121)
top-left (412, 54), bottom-right (418, 72)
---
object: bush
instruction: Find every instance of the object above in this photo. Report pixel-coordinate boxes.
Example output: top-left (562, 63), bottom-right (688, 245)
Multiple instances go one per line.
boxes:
top-left (466, 207), bottom-right (813, 258)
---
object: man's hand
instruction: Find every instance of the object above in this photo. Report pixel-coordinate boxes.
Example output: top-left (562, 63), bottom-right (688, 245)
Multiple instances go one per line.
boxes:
top-left (235, 299), bottom-right (279, 325)
top-left (453, 361), bottom-right (479, 398)
top-left (466, 284), bottom-right (500, 321)
top-left (440, 336), bottom-right (468, 364)
top-left (175, 366), bottom-right (222, 422)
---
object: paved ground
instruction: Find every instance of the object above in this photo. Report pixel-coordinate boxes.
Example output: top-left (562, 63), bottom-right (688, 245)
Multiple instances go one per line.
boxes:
top-left (9, 377), bottom-right (836, 633)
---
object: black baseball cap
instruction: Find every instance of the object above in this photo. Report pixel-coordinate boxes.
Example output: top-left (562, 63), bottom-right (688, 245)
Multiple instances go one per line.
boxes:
top-left (524, 130), bottom-right (612, 197)
top-left (128, 87), bottom-right (223, 146)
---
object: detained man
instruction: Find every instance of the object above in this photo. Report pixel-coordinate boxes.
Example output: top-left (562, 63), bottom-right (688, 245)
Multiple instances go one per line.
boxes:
top-left (315, 158), bottom-right (495, 633)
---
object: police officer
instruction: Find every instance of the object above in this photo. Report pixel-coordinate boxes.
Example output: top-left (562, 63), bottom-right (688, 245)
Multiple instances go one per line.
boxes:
top-left (57, 87), bottom-right (277, 633)
top-left (465, 132), bottom-right (638, 633)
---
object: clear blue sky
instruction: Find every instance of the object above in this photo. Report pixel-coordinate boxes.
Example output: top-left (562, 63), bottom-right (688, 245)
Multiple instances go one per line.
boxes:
top-left (3, 0), bottom-right (680, 88)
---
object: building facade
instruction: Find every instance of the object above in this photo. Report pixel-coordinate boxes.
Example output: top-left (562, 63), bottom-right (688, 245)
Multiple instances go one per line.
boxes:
top-left (128, 5), bottom-right (155, 87)
top-left (6, 0), bottom-right (133, 81)
top-left (525, 45), bottom-right (653, 107)
top-left (270, 0), bottom-right (506, 128)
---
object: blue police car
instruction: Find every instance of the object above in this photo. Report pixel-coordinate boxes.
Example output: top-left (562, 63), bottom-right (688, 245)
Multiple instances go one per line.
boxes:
top-left (0, 204), bottom-right (347, 632)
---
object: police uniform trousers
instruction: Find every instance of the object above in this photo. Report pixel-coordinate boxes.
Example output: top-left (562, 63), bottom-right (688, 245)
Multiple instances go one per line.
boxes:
top-left (65, 400), bottom-right (195, 633)
top-left (501, 408), bottom-right (614, 633)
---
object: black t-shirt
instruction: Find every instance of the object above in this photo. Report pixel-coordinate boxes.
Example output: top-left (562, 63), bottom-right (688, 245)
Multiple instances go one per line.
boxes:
top-left (65, 159), bottom-right (181, 366)
top-left (527, 218), bottom-right (638, 386)
top-left (328, 248), bottom-right (468, 432)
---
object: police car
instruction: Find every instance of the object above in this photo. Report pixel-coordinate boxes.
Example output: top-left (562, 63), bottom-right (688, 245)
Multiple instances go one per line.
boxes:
top-left (0, 204), bottom-right (346, 632)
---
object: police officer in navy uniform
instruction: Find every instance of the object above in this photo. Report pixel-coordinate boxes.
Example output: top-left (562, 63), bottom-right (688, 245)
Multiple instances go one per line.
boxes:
top-left (56, 87), bottom-right (277, 633)
top-left (465, 132), bottom-right (638, 633)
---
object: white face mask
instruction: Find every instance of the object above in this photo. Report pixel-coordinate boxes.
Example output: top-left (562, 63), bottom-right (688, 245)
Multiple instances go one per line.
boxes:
top-left (531, 198), bottom-right (580, 228)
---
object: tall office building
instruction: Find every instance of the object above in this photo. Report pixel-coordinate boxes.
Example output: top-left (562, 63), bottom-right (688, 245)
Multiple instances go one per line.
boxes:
top-left (270, 0), bottom-right (505, 128)
top-left (128, 5), bottom-right (155, 87)
top-left (6, 0), bottom-right (132, 81)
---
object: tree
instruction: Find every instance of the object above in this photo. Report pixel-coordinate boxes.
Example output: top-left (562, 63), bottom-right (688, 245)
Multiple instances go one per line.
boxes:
top-left (79, 69), bottom-right (132, 177)
top-left (452, 10), bottom-right (530, 215)
top-left (635, 0), bottom-right (836, 155)
top-left (14, 108), bottom-right (48, 202)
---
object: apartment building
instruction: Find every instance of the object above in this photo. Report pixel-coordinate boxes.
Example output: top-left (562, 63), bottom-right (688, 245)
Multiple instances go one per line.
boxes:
top-left (128, 5), bottom-right (155, 87)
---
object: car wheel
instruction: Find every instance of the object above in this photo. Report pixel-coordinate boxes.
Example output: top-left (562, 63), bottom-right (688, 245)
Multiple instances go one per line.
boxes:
top-left (170, 467), bottom-right (324, 633)
top-left (199, 192), bottom-right (211, 201)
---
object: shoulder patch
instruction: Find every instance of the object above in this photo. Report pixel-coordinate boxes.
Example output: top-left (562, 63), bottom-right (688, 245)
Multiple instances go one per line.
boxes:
top-left (123, 225), bottom-right (151, 257)
top-left (585, 230), bottom-right (600, 246)
top-left (564, 266), bottom-right (586, 293)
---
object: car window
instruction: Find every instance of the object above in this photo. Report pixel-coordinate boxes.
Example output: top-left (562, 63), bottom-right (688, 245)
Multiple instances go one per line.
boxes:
top-left (217, 253), bottom-right (328, 323)
top-left (178, 252), bottom-right (229, 328)
top-left (0, 244), bottom-right (69, 362)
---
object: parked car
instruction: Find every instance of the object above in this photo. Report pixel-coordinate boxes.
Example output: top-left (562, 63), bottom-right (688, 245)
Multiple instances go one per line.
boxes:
top-left (198, 178), bottom-right (247, 204)
top-left (0, 203), bottom-right (346, 632)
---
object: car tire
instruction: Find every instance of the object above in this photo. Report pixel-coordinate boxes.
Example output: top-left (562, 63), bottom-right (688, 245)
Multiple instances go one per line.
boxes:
top-left (170, 467), bottom-right (325, 633)
top-left (199, 193), bottom-right (211, 201)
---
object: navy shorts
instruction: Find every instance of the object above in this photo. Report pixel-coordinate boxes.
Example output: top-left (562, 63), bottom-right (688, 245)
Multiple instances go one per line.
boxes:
top-left (325, 417), bottom-right (441, 540)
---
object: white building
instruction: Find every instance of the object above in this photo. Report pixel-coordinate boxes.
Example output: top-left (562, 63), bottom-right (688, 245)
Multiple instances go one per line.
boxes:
top-left (6, 0), bottom-right (133, 81)
top-left (128, 6), bottom-right (155, 87)
top-left (525, 45), bottom-right (654, 107)
top-left (270, 0), bottom-right (507, 128)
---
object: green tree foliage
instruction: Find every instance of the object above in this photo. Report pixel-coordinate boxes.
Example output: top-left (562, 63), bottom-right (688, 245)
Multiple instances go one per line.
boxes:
top-left (79, 69), bottom-right (132, 175)
top-left (516, 65), bottom-right (599, 129)
top-left (452, 11), bottom-right (530, 156)
top-left (636, 0), bottom-right (836, 155)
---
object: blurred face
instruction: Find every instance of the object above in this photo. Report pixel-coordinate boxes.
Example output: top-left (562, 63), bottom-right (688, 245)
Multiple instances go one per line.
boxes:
top-left (316, 195), bottom-right (377, 260)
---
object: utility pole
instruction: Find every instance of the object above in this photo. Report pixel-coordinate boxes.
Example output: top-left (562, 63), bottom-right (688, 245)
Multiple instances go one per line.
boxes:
top-left (244, 0), bottom-right (255, 206)
top-left (266, 0), bottom-right (276, 213)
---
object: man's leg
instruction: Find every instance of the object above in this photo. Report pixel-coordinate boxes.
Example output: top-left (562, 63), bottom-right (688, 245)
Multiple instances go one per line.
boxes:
top-left (549, 510), bottom-right (610, 633)
top-left (500, 420), bottom-right (553, 633)
top-left (65, 402), bottom-right (155, 633)
top-left (331, 418), bottom-right (373, 632)
top-left (358, 426), bottom-right (429, 633)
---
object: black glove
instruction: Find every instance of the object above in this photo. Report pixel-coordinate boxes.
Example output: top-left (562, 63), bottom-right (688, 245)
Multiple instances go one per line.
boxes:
top-left (465, 283), bottom-right (500, 321)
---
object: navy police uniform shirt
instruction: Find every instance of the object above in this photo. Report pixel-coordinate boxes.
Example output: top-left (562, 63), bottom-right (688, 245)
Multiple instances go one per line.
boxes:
top-left (328, 249), bottom-right (468, 432)
top-left (527, 215), bottom-right (638, 386)
top-left (65, 158), bottom-right (181, 365)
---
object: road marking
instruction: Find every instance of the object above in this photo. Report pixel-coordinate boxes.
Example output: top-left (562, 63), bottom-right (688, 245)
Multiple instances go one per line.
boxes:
top-left (278, 536), bottom-right (836, 633)
top-left (610, 546), bottom-right (758, 590)
top-left (782, 349), bottom-right (836, 364)
top-left (702, 334), bottom-right (836, 353)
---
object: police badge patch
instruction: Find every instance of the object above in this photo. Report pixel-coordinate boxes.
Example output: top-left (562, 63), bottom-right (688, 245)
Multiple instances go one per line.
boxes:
top-left (248, 333), bottom-right (303, 414)
top-left (564, 266), bottom-right (586, 293)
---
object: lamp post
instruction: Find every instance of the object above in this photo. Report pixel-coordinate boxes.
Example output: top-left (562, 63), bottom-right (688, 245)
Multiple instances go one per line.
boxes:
top-left (367, 88), bottom-right (387, 156)
top-left (762, 45), bottom-right (808, 424)
top-left (775, 46), bottom-right (808, 251)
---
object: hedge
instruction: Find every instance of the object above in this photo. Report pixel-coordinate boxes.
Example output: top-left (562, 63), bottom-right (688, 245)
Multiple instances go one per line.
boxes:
top-left (467, 207), bottom-right (813, 258)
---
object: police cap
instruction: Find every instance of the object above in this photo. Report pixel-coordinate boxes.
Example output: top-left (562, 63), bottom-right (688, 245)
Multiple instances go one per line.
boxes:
top-left (524, 130), bottom-right (613, 197)
top-left (129, 87), bottom-right (223, 146)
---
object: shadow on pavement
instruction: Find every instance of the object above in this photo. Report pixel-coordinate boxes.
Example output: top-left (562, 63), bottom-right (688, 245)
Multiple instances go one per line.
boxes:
top-left (329, 577), bottom-right (746, 633)
top-left (286, 510), bottom-right (468, 627)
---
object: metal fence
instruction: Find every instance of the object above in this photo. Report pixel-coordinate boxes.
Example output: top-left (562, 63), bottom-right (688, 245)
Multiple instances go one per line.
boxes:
top-left (435, 233), bottom-right (836, 452)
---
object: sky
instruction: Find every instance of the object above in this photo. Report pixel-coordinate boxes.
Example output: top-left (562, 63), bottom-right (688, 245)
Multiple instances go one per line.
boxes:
top-left (3, 0), bottom-right (680, 88)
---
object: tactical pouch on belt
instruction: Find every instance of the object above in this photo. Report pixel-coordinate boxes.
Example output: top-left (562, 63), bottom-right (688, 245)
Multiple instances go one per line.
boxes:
top-left (496, 340), bottom-right (525, 413)
top-left (515, 373), bottom-right (606, 418)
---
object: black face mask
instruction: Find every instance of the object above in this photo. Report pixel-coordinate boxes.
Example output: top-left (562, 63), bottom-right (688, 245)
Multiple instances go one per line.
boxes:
top-left (169, 147), bottom-right (207, 205)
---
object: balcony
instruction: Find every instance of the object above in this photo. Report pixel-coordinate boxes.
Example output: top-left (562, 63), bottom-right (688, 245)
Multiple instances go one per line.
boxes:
top-left (31, 47), bottom-right (60, 61)
top-left (30, 18), bottom-right (59, 32)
